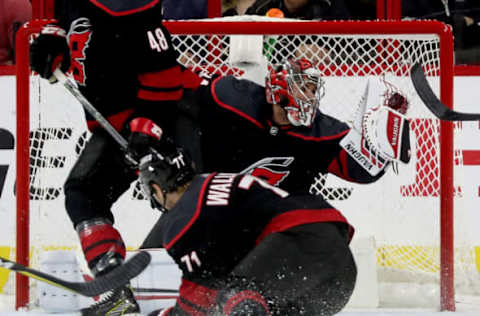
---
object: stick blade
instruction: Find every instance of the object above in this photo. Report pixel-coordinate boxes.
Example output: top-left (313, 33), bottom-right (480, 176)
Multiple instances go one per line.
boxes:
top-left (411, 63), bottom-right (480, 121)
top-left (411, 63), bottom-right (450, 119)
top-left (72, 251), bottom-right (151, 297)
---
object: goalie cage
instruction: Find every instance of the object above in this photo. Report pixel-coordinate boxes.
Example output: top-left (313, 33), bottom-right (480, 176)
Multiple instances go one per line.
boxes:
top-left (12, 17), bottom-right (478, 311)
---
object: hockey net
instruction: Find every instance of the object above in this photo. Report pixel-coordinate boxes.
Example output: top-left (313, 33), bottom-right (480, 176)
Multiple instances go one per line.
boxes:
top-left (12, 17), bottom-right (479, 311)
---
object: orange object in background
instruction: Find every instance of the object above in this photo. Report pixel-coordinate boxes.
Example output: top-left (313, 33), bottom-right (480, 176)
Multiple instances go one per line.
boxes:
top-left (266, 8), bottom-right (284, 18)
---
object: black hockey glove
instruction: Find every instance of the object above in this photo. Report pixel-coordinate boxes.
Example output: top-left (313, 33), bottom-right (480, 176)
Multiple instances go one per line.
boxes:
top-left (30, 25), bottom-right (71, 83)
top-left (127, 117), bottom-right (178, 165)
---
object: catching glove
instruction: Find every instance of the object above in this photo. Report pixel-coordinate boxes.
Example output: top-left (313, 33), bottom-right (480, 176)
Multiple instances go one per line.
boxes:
top-left (30, 25), bottom-right (71, 83)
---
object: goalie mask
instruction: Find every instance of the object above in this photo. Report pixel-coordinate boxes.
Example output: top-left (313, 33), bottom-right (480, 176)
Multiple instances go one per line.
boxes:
top-left (266, 58), bottom-right (325, 127)
top-left (138, 148), bottom-right (195, 212)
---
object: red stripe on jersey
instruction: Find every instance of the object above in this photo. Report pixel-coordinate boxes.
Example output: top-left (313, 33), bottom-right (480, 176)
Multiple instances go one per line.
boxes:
top-left (256, 209), bottom-right (353, 244)
top-left (328, 149), bottom-right (355, 182)
top-left (210, 77), bottom-right (264, 129)
top-left (138, 66), bottom-right (183, 89)
top-left (164, 173), bottom-right (216, 250)
top-left (286, 128), bottom-right (349, 141)
top-left (179, 278), bottom-right (218, 310)
top-left (137, 88), bottom-right (183, 101)
top-left (266, 120), bottom-right (293, 131)
top-left (87, 109), bottom-right (133, 132)
top-left (183, 67), bottom-right (204, 90)
top-left (129, 117), bottom-right (163, 140)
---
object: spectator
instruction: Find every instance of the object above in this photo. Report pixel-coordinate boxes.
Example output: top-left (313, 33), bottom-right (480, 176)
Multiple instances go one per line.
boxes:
top-left (245, 0), bottom-right (351, 20)
top-left (450, 1), bottom-right (480, 64)
top-left (402, 0), bottom-right (453, 22)
top-left (451, 1), bottom-right (480, 48)
top-left (0, 0), bottom-right (31, 65)
top-left (162, 0), bottom-right (208, 20)
top-left (402, 0), bottom-right (480, 64)
top-left (243, 0), bottom-right (351, 65)
top-left (345, 0), bottom-right (376, 20)
top-left (223, 0), bottom-right (257, 16)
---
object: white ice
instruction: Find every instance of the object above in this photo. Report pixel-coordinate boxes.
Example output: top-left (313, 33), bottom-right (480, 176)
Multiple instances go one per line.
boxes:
top-left (1, 294), bottom-right (480, 316)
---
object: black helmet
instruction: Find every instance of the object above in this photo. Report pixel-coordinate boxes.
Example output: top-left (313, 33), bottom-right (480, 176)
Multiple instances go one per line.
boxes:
top-left (138, 147), bottom-right (195, 211)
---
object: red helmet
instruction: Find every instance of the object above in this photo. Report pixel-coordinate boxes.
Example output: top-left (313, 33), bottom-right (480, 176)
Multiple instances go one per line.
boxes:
top-left (265, 58), bottom-right (324, 126)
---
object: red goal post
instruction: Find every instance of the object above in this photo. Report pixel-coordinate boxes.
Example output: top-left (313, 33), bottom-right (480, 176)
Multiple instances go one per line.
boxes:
top-left (15, 19), bottom-right (455, 310)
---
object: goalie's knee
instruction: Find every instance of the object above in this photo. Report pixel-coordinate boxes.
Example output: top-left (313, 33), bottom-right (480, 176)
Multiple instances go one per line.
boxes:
top-left (217, 286), bottom-right (270, 316)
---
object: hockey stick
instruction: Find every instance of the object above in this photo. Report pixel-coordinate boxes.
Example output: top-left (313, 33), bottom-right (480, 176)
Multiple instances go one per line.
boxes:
top-left (411, 63), bottom-right (480, 121)
top-left (0, 251), bottom-right (151, 297)
top-left (52, 69), bottom-right (138, 165)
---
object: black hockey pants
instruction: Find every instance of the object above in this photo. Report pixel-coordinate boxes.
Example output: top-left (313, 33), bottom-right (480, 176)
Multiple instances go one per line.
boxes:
top-left (63, 128), bottom-right (137, 227)
top-left (229, 222), bottom-right (357, 316)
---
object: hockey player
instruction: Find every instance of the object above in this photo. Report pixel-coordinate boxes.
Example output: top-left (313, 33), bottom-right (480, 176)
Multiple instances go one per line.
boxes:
top-left (29, 0), bottom-right (183, 314)
top-left (175, 58), bottom-right (411, 195)
top-left (137, 142), bottom-right (357, 316)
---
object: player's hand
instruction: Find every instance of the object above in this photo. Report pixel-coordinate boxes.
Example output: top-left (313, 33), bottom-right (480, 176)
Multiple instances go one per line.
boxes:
top-left (127, 117), bottom-right (163, 161)
top-left (126, 117), bottom-right (178, 166)
top-left (30, 25), bottom-right (71, 83)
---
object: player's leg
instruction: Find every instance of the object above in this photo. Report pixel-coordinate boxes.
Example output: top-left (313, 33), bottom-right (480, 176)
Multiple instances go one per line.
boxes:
top-left (281, 222), bottom-right (356, 316)
top-left (228, 221), bottom-right (356, 316)
top-left (63, 128), bottom-right (139, 315)
top-left (64, 128), bottom-right (136, 226)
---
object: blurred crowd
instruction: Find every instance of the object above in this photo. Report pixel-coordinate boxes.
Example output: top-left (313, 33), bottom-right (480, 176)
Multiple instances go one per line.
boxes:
top-left (1, 0), bottom-right (480, 65)
top-left (0, 0), bottom-right (31, 65)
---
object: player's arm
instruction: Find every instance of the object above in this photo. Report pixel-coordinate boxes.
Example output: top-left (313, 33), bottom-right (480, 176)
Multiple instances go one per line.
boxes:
top-left (90, 2), bottom-right (185, 158)
top-left (327, 143), bottom-right (387, 183)
top-left (123, 6), bottom-right (183, 136)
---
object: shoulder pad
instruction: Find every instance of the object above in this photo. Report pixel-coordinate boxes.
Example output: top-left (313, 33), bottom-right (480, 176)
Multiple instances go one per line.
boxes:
top-left (212, 76), bottom-right (266, 127)
top-left (90, 0), bottom-right (159, 16)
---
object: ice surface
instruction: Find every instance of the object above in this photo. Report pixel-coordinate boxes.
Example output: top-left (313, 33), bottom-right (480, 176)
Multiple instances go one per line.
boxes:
top-left (1, 294), bottom-right (480, 316)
